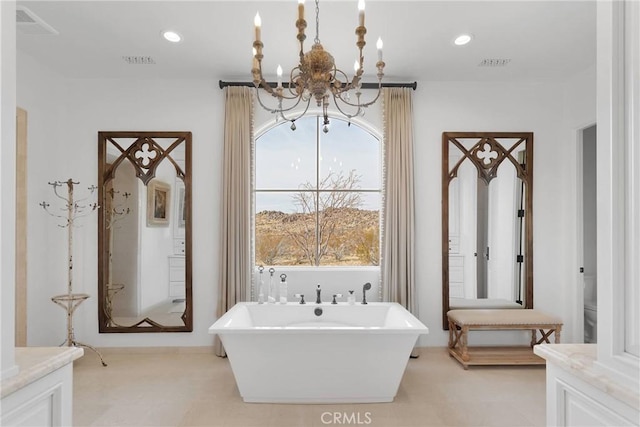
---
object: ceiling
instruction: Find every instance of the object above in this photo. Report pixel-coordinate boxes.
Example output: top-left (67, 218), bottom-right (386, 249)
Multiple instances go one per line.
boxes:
top-left (16, 0), bottom-right (596, 83)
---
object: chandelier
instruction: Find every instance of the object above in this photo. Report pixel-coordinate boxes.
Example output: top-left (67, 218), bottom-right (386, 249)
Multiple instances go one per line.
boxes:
top-left (252, 0), bottom-right (385, 133)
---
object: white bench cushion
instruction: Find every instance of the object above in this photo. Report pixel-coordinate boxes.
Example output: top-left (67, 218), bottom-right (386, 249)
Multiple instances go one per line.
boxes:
top-left (448, 309), bottom-right (562, 326)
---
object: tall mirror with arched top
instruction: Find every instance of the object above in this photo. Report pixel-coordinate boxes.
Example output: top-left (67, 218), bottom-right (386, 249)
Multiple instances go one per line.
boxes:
top-left (98, 131), bottom-right (192, 332)
top-left (442, 132), bottom-right (533, 329)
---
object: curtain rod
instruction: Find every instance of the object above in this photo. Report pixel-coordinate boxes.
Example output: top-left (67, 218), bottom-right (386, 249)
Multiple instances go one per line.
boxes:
top-left (218, 80), bottom-right (417, 90)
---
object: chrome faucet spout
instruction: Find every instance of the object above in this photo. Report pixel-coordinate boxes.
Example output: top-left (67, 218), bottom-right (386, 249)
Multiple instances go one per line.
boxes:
top-left (362, 282), bottom-right (372, 304)
top-left (316, 284), bottom-right (322, 304)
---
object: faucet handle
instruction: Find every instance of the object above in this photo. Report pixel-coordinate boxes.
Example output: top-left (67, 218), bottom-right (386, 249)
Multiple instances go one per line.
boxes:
top-left (331, 294), bottom-right (343, 304)
top-left (294, 293), bottom-right (306, 304)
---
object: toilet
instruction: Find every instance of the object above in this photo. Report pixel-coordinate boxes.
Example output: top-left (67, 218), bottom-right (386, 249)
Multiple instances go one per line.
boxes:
top-left (583, 276), bottom-right (597, 343)
top-left (584, 301), bottom-right (597, 343)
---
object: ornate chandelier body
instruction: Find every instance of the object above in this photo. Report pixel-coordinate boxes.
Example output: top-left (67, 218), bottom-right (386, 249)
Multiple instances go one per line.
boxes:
top-left (252, 0), bottom-right (385, 132)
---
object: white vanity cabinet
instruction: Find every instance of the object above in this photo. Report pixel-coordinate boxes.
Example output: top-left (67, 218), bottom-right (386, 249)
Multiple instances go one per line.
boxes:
top-left (1, 348), bottom-right (83, 427)
top-left (168, 255), bottom-right (186, 298)
top-left (535, 345), bottom-right (639, 426)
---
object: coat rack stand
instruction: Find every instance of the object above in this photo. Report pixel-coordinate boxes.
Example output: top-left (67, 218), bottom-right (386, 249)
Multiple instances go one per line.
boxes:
top-left (104, 188), bottom-right (130, 326)
top-left (41, 179), bottom-right (107, 367)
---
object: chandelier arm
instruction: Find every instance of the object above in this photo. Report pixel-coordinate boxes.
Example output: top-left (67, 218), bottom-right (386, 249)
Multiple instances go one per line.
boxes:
top-left (254, 87), bottom-right (307, 115)
top-left (334, 84), bottom-right (383, 109)
top-left (286, 67), bottom-right (305, 98)
top-left (331, 94), bottom-right (364, 120)
top-left (255, 73), bottom-right (301, 102)
top-left (332, 68), bottom-right (360, 93)
top-left (255, 74), bottom-right (277, 97)
top-left (277, 98), bottom-right (312, 124)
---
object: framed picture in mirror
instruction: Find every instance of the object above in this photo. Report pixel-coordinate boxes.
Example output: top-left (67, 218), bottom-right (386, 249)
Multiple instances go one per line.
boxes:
top-left (147, 180), bottom-right (170, 226)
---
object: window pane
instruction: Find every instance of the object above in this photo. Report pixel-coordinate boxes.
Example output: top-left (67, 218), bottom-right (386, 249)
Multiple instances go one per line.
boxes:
top-left (319, 118), bottom-right (380, 190)
top-left (256, 191), bottom-right (316, 266)
top-left (318, 191), bottom-right (380, 266)
top-left (255, 116), bottom-right (317, 190)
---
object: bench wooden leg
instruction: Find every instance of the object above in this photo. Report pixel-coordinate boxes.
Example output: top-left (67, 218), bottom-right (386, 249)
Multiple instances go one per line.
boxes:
top-left (554, 325), bottom-right (562, 343)
top-left (449, 322), bottom-right (462, 349)
top-left (460, 326), bottom-right (469, 362)
top-left (532, 325), bottom-right (563, 345)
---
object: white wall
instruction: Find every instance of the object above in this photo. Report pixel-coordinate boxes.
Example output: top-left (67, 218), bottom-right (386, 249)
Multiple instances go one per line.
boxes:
top-left (17, 52), bottom-right (70, 346)
top-left (1, 0), bottom-right (18, 379)
top-left (17, 48), bottom-right (596, 348)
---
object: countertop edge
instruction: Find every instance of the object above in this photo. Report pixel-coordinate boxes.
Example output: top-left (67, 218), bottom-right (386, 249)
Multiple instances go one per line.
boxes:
top-left (1, 347), bottom-right (84, 399)
top-left (534, 343), bottom-right (639, 411)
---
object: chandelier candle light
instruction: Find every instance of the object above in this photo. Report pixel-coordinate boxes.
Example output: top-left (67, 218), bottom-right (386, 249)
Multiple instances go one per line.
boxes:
top-left (252, 0), bottom-right (385, 133)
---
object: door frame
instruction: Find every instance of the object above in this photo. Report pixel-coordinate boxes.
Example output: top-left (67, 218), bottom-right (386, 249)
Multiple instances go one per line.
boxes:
top-left (15, 107), bottom-right (27, 346)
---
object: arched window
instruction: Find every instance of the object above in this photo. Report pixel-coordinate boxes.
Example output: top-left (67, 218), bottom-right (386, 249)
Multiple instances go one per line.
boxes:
top-left (254, 116), bottom-right (381, 266)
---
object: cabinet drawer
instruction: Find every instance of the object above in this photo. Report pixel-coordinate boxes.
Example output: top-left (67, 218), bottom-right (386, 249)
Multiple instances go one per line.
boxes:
top-left (449, 255), bottom-right (464, 267)
top-left (449, 283), bottom-right (464, 298)
top-left (449, 267), bottom-right (464, 283)
top-left (169, 256), bottom-right (185, 267)
top-left (174, 239), bottom-right (186, 255)
top-left (169, 268), bottom-right (185, 281)
top-left (448, 235), bottom-right (460, 253)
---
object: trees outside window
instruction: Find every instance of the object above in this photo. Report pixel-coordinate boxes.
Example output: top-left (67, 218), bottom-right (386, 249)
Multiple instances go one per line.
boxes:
top-left (255, 116), bottom-right (381, 266)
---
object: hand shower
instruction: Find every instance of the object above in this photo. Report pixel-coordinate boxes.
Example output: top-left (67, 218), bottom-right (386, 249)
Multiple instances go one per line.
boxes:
top-left (362, 282), bottom-right (371, 304)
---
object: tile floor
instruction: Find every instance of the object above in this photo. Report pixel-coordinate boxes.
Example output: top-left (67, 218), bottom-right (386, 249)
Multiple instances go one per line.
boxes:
top-left (73, 347), bottom-right (546, 427)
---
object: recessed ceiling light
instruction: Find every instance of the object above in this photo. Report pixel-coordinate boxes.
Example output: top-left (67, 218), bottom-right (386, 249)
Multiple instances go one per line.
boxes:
top-left (162, 30), bottom-right (182, 43)
top-left (454, 34), bottom-right (472, 46)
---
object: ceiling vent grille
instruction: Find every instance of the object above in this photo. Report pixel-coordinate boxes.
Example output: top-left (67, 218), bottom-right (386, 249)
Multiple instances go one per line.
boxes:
top-left (478, 58), bottom-right (512, 67)
top-left (122, 56), bottom-right (156, 65)
top-left (16, 6), bottom-right (59, 35)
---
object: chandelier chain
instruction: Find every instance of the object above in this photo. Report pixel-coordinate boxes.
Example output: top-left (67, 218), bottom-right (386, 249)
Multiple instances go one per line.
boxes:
top-left (314, 0), bottom-right (320, 44)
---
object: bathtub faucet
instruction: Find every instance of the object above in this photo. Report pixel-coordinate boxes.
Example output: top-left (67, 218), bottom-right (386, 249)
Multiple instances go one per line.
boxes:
top-left (362, 282), bottom-right (372, 304)
top-left (316, 284), bottom-right (322, 304)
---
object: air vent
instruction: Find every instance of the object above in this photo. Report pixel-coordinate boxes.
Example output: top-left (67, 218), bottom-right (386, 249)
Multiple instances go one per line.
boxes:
top-left (478, 58), bottom-right (512, 67)
top-left (122, 56), bottom-right (156, 65)
top-left (16, 6), bottom-right (59, 35)
top-left (16, 9), bottom-right (36, 23)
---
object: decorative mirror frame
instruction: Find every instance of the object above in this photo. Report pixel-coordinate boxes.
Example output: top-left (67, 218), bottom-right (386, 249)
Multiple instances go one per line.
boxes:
top-left (441, 132), bottom-right (534, 329)
top-left (98, 131), bottom-right (192, 332)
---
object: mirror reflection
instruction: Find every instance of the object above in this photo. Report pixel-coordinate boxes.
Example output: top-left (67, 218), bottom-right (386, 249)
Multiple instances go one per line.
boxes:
top-left (98, 132), bottom-right (192, 332)
top-left (442, 132), bottom-right (533, 329)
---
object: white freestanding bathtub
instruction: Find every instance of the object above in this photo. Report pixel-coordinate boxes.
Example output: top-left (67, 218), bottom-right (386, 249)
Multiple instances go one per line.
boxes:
top-left (208, 302), bottom-right (429, 403)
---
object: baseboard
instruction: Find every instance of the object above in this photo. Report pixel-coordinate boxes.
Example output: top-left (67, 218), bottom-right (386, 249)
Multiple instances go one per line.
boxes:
top-left (91, 346), bottom-right (215, 355)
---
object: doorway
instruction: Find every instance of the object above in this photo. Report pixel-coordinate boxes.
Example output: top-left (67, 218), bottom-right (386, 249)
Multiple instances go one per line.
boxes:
top-left (579, 124), bottom-right (597, 343)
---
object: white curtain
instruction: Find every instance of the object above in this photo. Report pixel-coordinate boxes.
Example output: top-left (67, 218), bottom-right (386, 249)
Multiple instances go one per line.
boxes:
top-left (215, 86), bottom-right (254, 357)
top-left (381, 87), bottom-right (417, 321)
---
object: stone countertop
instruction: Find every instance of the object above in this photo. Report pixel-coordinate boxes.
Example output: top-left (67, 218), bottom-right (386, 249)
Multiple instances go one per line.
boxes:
top-left (1, 347), bottom-right (84, 398)
top-left (534, 343), bottom-right (639, 410)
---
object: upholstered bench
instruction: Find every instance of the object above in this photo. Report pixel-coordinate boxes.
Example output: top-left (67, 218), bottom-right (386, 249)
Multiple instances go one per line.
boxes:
top-left (447, 309), bottom-right (563, 369)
